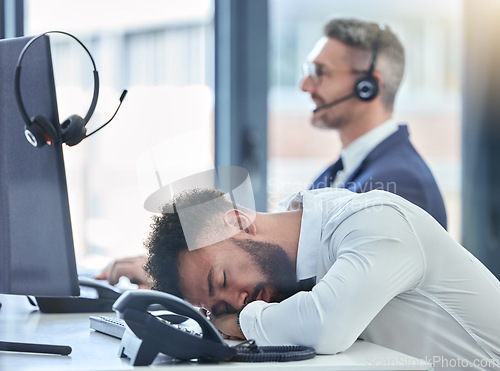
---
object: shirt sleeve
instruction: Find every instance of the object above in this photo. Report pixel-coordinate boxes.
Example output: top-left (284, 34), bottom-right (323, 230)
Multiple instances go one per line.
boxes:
top-left (239, 205), bottom-right (425, 354)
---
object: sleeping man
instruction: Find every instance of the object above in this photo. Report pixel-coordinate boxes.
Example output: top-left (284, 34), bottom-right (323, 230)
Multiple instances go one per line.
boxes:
top-left (130, 186), bottom-right (500, 371)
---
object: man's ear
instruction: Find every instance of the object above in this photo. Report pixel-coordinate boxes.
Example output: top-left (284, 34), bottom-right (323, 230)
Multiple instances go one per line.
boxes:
top-left (223, 209), bottom-right (256, 235)
top-left (372, 70), bottom-right (383, 91)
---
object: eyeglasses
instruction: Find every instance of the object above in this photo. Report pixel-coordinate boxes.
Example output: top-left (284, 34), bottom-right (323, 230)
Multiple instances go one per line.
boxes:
top-left (302, 62), bottom-right (366, 85)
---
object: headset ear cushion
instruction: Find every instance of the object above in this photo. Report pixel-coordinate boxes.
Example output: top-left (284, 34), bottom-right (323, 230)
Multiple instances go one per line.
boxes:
top-left (61, 115), bottom-right (87, 146)
top-left (26, 115), bottom-right (59, 147)
top-left (355, 76), bottom-right (379, 101)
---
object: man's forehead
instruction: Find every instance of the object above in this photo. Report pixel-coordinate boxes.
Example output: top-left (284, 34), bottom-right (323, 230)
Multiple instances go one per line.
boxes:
top-left (179, 247), bottom-right (212, 270)
top-left (178, 244), bottom-right (229, 290)
top-left (178, 249), bottom-right (212, 304)
top-left (178, 240), bottom-right (243, 302)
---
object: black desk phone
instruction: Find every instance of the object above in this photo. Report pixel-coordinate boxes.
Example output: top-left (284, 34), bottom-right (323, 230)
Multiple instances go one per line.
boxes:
top-left (113, 290), bottom-right (236, 365)
top-left (113, 290), bottom-right (316, 366)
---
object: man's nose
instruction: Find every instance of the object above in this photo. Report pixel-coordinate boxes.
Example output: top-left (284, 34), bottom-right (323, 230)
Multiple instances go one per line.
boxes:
top-left (300, 75), bottom-right (314, 93)
top-left (223, 289), bottom-right (248, 311)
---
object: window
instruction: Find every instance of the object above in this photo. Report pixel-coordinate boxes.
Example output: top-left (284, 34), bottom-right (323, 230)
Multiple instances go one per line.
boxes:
top-left (25, 0), bottom-right (214, 270)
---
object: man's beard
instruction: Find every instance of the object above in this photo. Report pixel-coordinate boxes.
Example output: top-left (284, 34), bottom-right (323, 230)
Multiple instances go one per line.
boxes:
top-left (310, 94), bottom-right (352, 130)
top-left (231, 238), bottom-right (299, 303)
top-left (312, 109), bottom-right (350, 130)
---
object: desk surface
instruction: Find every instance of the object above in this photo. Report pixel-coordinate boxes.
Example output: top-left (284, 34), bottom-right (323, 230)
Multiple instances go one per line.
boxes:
top-left (0, 294), bottom-right (433, 371)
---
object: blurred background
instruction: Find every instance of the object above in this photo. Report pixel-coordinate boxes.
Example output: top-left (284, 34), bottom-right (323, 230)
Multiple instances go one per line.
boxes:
top-left (3, 0), bottom-right (498, 277)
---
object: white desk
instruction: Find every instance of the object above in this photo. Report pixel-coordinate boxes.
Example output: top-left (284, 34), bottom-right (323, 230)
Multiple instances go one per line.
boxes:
top-left (0, 294), bottom-right (433, 370)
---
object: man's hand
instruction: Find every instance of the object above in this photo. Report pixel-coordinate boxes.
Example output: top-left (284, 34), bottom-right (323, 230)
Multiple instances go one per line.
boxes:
top-left (94, 255), bottom-right (152, 289)
top-left (211, 313), bottom-right (245, 340)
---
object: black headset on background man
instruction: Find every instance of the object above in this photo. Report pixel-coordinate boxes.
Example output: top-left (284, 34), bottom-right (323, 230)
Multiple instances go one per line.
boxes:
top-left (14, 30), bottom-right (127, 148)
top-left (313, 26), bottom-right (385, 113)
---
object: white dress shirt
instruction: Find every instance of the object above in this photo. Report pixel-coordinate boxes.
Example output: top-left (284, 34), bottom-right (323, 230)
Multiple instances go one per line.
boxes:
top-left (239, 188), bottom-right (500, 371)
top-left (334, 118), bottom-right (399, 186)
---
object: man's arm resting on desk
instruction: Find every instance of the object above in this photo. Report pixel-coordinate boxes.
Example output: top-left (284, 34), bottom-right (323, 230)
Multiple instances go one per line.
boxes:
top-left (94, 255), bottom-right (152, 289)
top-left (239, 206), bottom-right (424, 354)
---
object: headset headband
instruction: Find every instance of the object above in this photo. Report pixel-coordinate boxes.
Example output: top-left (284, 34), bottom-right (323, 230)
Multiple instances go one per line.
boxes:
top-left (367, 25), bottom-right (385, 77)
top-left (14, 31), bottom-right (100, 128)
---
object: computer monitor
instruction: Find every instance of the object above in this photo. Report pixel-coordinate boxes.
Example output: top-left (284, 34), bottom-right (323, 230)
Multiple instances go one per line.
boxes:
top-left (0, 35), bottom-right (80, 297)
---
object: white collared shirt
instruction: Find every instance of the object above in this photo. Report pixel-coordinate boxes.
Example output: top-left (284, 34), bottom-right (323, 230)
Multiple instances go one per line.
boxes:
top-left (334, 118), bottom-right (399, 186)
top-left (239, 188), bottom-right (500, 370)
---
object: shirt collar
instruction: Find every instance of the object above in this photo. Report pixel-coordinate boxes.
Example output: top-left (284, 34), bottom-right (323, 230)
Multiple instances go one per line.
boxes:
top-left (339, 118), bottom-right (399, 179)
top-left (277, 191), bottom-right (323, 281)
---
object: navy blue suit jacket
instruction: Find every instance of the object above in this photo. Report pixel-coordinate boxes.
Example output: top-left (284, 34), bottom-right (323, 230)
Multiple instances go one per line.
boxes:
top-left (310, 125), bottom-right (447, 229)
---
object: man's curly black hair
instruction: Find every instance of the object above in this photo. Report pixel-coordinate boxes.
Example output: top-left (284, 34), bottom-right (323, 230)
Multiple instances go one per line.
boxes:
top-left (143, 188), bottom-right (230, 298)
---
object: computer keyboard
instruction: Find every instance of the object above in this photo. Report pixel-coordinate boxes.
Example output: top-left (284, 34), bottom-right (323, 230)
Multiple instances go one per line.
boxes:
top-left (90, 314), bottom-right (202, 339)
top-left (89, 316), bottom-right (127, 339)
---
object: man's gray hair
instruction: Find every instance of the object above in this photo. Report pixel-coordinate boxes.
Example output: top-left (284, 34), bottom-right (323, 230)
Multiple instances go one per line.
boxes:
top-left (324, 18), bottom-right (405, 110)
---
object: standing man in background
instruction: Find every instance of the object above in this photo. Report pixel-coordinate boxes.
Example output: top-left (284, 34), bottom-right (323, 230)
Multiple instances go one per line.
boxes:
top-left (302, 18), bottom-right (447, 229)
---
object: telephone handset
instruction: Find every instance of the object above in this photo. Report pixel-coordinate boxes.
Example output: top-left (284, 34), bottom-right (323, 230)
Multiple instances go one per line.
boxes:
top-left (112, 290), bottom-right (237, 365)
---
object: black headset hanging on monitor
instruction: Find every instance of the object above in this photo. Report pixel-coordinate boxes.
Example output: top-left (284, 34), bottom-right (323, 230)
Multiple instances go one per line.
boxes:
top-left (14, 30), bottom-right (127, 148)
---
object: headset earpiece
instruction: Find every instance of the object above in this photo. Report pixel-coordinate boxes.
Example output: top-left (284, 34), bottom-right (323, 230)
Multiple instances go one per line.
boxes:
top-left (25, 115), bottom-right (59, 148)
top-left (354, 26), bottom-right (384, 102)
top-left (61, 115), bottom-right (87, 146)
top-left (355, 75), bottom-right (379, 101)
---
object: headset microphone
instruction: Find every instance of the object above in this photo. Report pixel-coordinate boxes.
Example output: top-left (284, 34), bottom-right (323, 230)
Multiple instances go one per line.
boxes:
top-left (84, 89), bottom-right (128, 139)
top-left (312, 93), bottom-right (356, 113)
